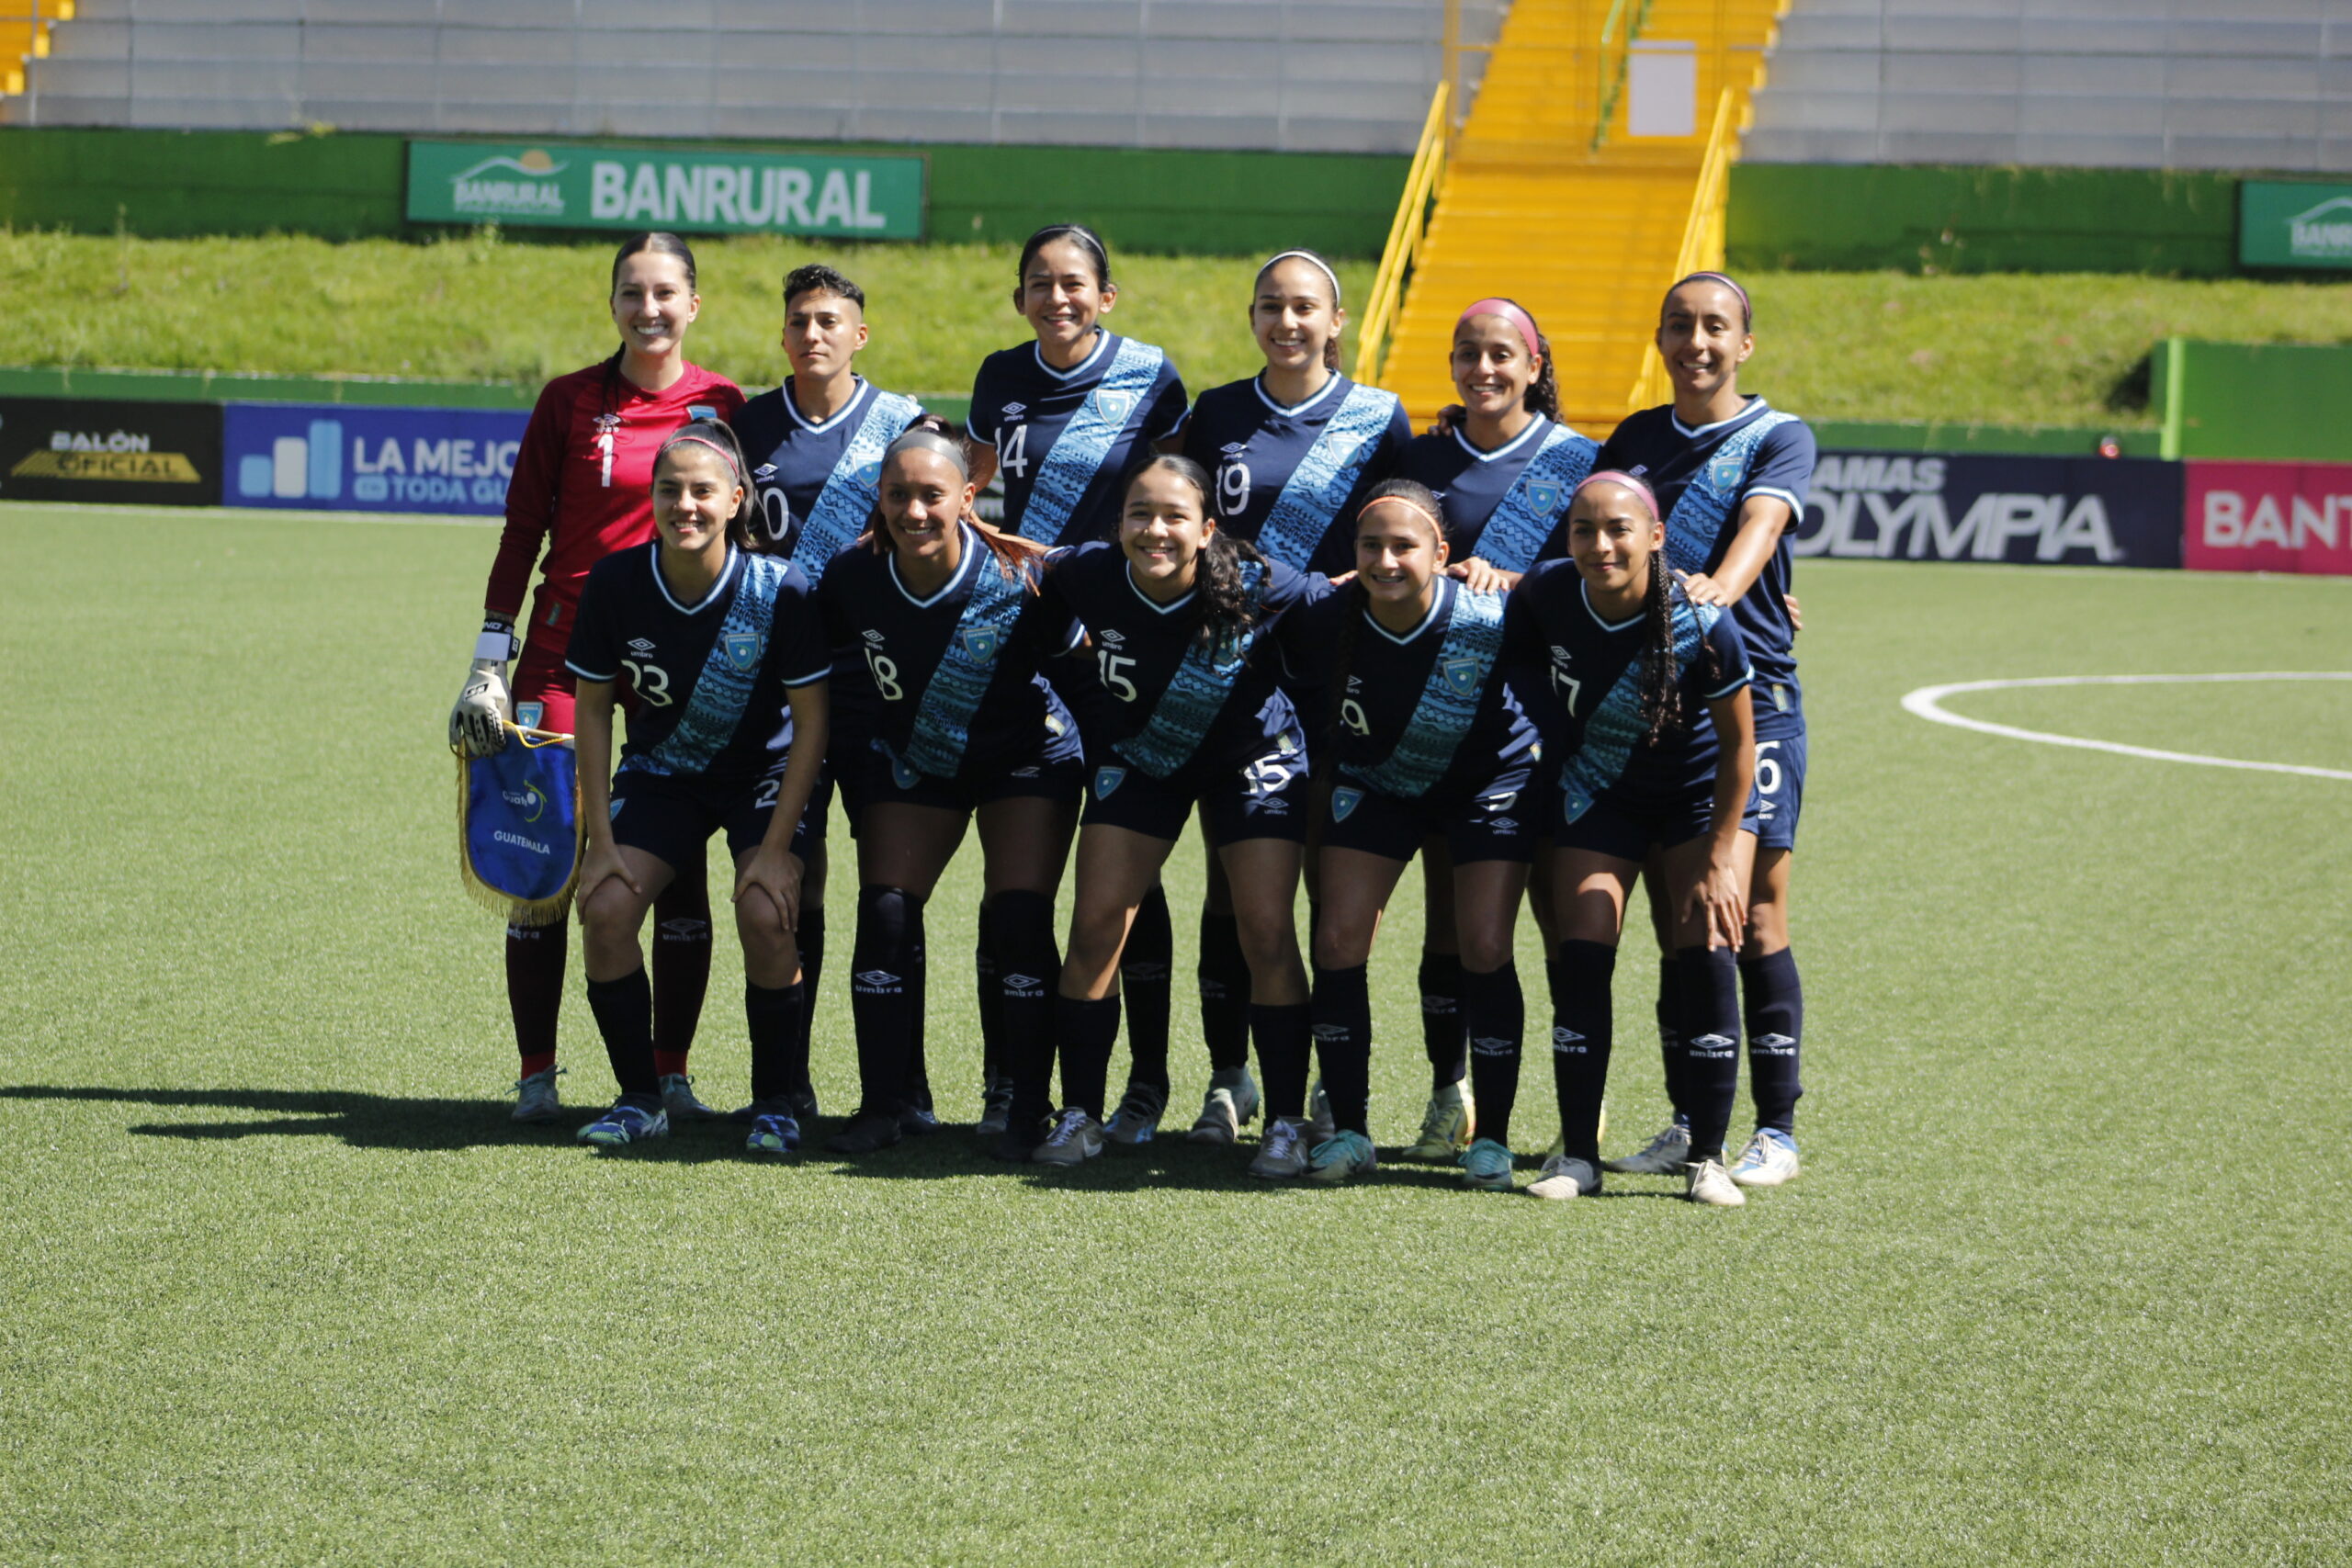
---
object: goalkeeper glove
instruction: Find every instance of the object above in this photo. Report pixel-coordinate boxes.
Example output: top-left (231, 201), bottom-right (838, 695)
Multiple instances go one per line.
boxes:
top-left (449, 618), bottom-right (517, 756)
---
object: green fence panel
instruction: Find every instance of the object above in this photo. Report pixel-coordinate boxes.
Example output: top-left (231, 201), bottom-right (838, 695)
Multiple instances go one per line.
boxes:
top-left (2154, 338), bottom-right (2352, 461)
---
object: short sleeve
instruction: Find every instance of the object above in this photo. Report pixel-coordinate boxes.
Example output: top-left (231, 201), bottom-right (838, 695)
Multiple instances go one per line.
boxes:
top-left (1699, 607), bottom-right (1753, 700)
top-left (967, 356), bottom-right (1005, 446)
top-left (1376, 399), bottom-right (1415, 475)
top-left (775, 567), bottom-right (834, 688)
top-left (563, 563), bottom-right (623, 682)
top-left (1143, 360), bottom-right (1190, 442)
top-left (1741, 418), bottom-right (1817, 516)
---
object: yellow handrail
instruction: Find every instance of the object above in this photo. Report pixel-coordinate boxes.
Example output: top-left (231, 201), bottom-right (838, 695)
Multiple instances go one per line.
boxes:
top-left (1355, 81), bottom-right (1451, 388)
top-left (1628, 85), bottom-right (1737, 412)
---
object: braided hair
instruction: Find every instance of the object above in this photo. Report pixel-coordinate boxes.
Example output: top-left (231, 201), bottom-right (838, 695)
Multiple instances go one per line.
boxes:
top-left (653, 417), bottom-right (756, 550)
top-left (1121, 454), bottom-right (1269, 656)
top-left (865, 418), bottom-right (1048, 587)
top-left (1322, 479), bottom-right (1448, 745)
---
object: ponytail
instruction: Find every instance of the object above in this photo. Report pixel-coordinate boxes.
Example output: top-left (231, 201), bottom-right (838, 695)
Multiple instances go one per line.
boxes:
top-left (1637, 556), bottom-right (1685, 744)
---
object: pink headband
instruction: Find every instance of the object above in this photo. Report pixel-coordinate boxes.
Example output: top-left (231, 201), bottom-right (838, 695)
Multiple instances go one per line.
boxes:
top-left (1456, 298), bottom-right (1541, 360)
top-left (1575, 468), bottom-right (1660, 520)
top-left (1358, 493), bottom-right (1445, 535)
top-left (660, 433), bottom-right (743, 486)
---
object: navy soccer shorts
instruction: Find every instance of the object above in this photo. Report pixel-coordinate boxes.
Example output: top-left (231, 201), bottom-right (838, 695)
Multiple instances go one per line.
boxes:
top-left (1554, 777), bottom-right (1760, 863)
top-left (1081, 737), bottom-right (1310, 846)
top-left (1320, 761), bottom-right (1537, 866)
top-left (1751, 679), bottom-right (1807, 852)
top-left (608, 761), bottom-right (822, 872)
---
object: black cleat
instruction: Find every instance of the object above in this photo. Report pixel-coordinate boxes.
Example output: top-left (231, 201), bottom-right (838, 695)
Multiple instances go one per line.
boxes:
top-left (826, 1111), bottom-right (904, 1156)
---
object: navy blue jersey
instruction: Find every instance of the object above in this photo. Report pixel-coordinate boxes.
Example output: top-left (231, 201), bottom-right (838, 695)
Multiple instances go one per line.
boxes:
top-left (566, 543), bottom-right (832, 783)
top-left (1503, 560), bottom-right (1752, 818)
top-left (967, 331), bottom-right (1190, 547)
top-left (1597, 398), bottom-right (1815, 686)
top-left (1286, 575), bottom-right (1538, 800)
top-left (817, 525), bottom-right (1083, 784)
top-left (1037, 542), bottom-right (1312, 779)
top-left (729, 377), bottom-right (923, 577)
top-left (1181, 372), bottom-right (1413, 576)
top-left (1395, 415), bottom-right (1600, 572)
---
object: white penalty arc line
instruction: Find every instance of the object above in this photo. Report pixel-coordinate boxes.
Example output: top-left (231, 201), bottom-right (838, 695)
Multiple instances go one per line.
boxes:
top-left (1901, 672), bottom-right (2352, 782)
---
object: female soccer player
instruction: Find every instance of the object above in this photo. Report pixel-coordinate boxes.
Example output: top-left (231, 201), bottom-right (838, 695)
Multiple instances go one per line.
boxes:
top-left (967, 223), bottom-right (1193, 1146)
top-left (816, 424), bottom-right (1084, 1160)
top-left (1595, 272), bottom-right (1815, 1190)
top-left (1503, 471), bottom-right (1758, 1205)
top-left (1170, 248), bottom-right (1415, 1146)
top-left (449, 231), bottom-right (744, 1128)
top-left (729, 263), bottom-right (924, 1128)
top-left (1288, 480), bottom-right (1540, 1186)
top-left (1388, 297), bottom-right (1600, 1160)
top-left (563, 422), bottom-right (831, 1155)
top-left (1031, 456), bottom-right (1316, 1173)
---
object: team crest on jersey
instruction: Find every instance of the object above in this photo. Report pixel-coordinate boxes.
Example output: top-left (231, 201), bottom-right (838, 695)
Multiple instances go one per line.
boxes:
top-left (1526, 480), bottom-right (1564, 514)
top-left (960, 626), bottom-right (1003, 663)
top-left (1330, 786), bottom-right (1363, 822)
top-left (594, 412), bottom-right (623, 434)
top-left (722, 632), bottom-right (762, 672)
top-left (854, 461), bottom-right (882, 486)
top-left (1441, 659), bottom-right (1483, 697)
top-left (687, 403), bottom-right (717, 421)
top-left (514, 702), bottom-right (545, 732)
top-left (1707, 450), bottom-right (1745, 491)
top-left (1093, 765), bottom-right (1126, 799)
top-left (1096, 389), bottom-right (1137, 424)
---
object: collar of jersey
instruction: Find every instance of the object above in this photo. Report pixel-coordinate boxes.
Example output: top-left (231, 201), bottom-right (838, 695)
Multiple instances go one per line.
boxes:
top-left (1252, 371), bottom-right (1343, 419)
top-left (1669, 395), bottom-right (1768, 441)
top-left (1579, 575), bottom-right (1645, 634)
top-left (1032, 330), bottom-right (1114, 382)
top-left (652, 543), bottom-right (740, 615)
top-left (1451, 413), bottom-right (1550, 464)
top-left (1125, 559), bottom-right (1196, 615)
top-left (1363, 575), bottom-right (1449, 645)
top-left (888, 522), bottom-right (981, 608)
top-left (782, 375), bottom-right (871, 435)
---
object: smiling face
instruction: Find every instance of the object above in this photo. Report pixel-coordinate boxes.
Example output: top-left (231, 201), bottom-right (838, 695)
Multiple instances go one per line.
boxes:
top-left (1354, 498), bottom-right (1448, 611)
top-left (877, 446), bottom-right (973, 567)
top-left (783, 288), bottom-right (869, 383)
top-left (1449, 313), bottom-right (1538, 421)
top-left (1120, 464), bottom-right (1213, 590)
top-left (651, 442), bottom-right (742, 557)
top-left (1657, 279), bottom-right (1753, 400)
top-left (1566, 480), bottom-right (1663, 596)
top-left (611, 250), bottom-right (699, 360)
top-left (1018, 236), bottom-right (1115, 354)
top-left (1252, 256), bottom-right (1343, 378)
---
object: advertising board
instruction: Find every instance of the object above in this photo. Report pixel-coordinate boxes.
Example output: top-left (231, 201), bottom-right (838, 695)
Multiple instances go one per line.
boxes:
top-left (1794, 452), bottom-right (2183, 570)
top-left (406, 141), bottom-right (924, 239)
top-left (2239, 180), bottom-right (2352, 271)
top-left (222, 402), bottom-right (530, 516)
top-left (0, 397), bottom-right (221, 506)
top-left (2182, 460), bottom-right (2352, 576)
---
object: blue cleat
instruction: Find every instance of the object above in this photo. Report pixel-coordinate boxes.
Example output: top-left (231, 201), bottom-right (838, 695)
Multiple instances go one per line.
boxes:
top-left (578, 1098), bottom-right (669, 1150)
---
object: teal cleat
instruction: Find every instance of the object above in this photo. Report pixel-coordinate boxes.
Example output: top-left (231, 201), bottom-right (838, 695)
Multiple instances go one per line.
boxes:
top-left (1459, 1136), bottom-right (1515, 1191)
top-left (1305, 1129), bottom-right (1378, 1185)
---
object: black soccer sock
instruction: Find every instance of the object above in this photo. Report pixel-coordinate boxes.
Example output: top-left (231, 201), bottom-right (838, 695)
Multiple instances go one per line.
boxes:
top-left (1054, 993), bottom-right (1121, 1122)
top-left (1121, 883), bottom-right (1173, 1093)
top-left (584, 967), bottom-right (658, 1100)
top-left (975, 902), bottom-right (1004, 1086)
top-left (1656, 954), bottom-right (1689, 1124)
top-left (904, 906), bottom-right (931, 1108)
top-left (505, 918), bottom-right (567, 1077)
top-left (794, 902), bottom-right (825, 1096)
top-left (1463, 961), bottom-right (1525, 1148)
top-left (650, 870), bottom-right (712, 1078)
top-left (1419, 950), bottom-right (1468, 1090)
top-left (849, 886), bottom-right (919, 1117)
top-left (1549, 940), bottom-right (1618, 1164)
top-left (1251, 1001), bottom-right (1312, 1122)
top-left (990, 890), bottom-right (1060, 1128)
top-left (1676, 945), bottom-right (1743, 1165)
top-left (745, 980), bottom-right (806, 1106)
top-left (1740, 946), bottom-right (1805, 1135)
top-left (1310, 962), bottom-right (1374, 1135)
top-left (1196, 908), bottom-right (1252, 1075)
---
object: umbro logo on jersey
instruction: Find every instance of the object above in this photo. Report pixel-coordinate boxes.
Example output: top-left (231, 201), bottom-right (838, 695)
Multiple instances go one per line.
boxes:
top-left (1097, 628), bottom-right (1125, 645)
top-left (1551, 646), bottom-right (1572, 663)
top-left (1489, 818), bottom-right (1520, 832)
top-left (1345, 675), bottom-right (1363, 692)
top-left (754, 463), bottom-right (777, 479)
top-left (1001, 401), bottom-right (1026, 417)
top-left (863, 629), bottom-right (886, 644)
top-left (1011, 766), bottom-right (1040, 777)
top-left (1627, 463), bottom-right (1650, 477)
top-left (1222, 442), bottom-right (1247, 455)
top-left (628, 637), bottom-right (656, 654)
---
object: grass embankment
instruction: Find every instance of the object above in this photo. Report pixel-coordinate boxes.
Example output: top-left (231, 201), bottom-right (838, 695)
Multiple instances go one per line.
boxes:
top-left (11, 227), bottom-right (2352, 423)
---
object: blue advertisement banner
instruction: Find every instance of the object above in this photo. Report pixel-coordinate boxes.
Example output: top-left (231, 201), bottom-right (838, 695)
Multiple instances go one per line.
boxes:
top-left (222, 402), bottom-right (528, 515)
top-left (1793, 452), bottom-right (2184, 570)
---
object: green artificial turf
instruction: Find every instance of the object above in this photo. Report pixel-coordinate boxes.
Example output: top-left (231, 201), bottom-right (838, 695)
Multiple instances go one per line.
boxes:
top-left (2, 504), bottom-right (2348, 1564)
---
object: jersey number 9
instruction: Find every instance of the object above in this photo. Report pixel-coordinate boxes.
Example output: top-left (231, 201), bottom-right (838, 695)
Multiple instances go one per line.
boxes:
top-left (1218, 460), bottom-right (1251, 518)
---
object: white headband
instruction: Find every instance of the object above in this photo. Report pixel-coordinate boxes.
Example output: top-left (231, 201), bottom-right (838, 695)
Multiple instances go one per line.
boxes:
top-left (1257, 249), bottom-right (1342, 305)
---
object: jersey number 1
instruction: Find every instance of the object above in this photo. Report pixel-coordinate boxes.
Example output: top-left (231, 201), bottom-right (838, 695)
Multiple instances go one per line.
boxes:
top-left (594, 430), bottom-right (616, 489)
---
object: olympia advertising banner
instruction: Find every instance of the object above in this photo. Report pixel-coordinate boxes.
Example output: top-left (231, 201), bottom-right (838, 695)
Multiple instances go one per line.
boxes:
top-left (0, 397), bottom-right (221, 506)
top-left (407, 141), bottom-right (924, 238)
top-left (223, 402), bottom-right (530, 516)
top-left (1794, 452), bottom-right (2183, 570)
top-left (2182, 461), bottom-right (2352, 576)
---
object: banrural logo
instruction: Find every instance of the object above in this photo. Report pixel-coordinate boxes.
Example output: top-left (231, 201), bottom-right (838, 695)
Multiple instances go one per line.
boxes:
top-left (447, 149), bottom-right (569, 219)
top-left (2285, 196), bottom-right (2352, 261)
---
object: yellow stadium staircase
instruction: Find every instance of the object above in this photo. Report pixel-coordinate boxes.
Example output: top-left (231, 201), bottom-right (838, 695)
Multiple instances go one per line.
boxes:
top-left (1, 1), bottom-right (69, 99)
top-left (1358, 0), bottom-right (1788, 438)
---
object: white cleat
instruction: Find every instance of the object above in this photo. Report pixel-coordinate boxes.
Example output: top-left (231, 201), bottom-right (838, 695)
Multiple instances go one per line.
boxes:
top-left (1186, 1067), bottom-right (1261, 1145)
top-left (1527, 1153), bottom-right (1601, 1201)
top-left (1248, 1116), bottom-right (1312, 1179)
top-left (1686, 1157), bottom-right (1747, 1207)
top-left (1031, 1107), bottom-right (1106, 1167)
top-left (1729, 1128), bottom-right (1801, 1188)
top-left (1604, 1120), bottom-right (1690, 1176)
top-left (511, 1065), bottom-right (563, 1123)
top-left (659, 1074), bottom-right (718, 1122)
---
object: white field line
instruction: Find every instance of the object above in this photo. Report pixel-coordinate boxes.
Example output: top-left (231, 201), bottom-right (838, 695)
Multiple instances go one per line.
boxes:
top-left (1901, 673), bottom-right (2352, 783)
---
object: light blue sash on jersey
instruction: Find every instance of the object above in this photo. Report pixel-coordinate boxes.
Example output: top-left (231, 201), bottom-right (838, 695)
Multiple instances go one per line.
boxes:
top-left (1352, 583), bottom-right (1506, 801)
top-left (1015, 336), bottom-right (1166, 544)
top-left (630, 552), bottom-right (786, 778)
top-left (1661, 407), bottom-right (1800, 577)
top-left (886, 537), bottom-right (1035, 783)
top-left (1557, 595), bottom-right (1715, 824)
top-left (1471, 422), bottom-right (1599, 573)
top-left (1114, 562), bottom-right (1268, 779)
top-left (792, 388), bottom-right (922, 574)
top-left (1254, 380), bottom-right (1399, 569)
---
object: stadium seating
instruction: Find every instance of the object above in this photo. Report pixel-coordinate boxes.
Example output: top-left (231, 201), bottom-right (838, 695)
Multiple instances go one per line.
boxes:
top-left (3, 0), bottom-right (1504, 154)
top-left (1745, 0), bottom-right (2352, 171)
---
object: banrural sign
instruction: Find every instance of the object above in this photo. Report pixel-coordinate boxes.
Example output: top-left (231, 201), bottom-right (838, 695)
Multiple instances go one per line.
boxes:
top-left (406, 141), bottom-right (924, 239)
top-left (2239, 181), bottom-right (2352, 270)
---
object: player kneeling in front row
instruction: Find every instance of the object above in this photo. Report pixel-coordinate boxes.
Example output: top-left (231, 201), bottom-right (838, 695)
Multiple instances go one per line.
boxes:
top-left (1504, 471), bottom-right (1758, 1204)
top-left (565, 422), bottom-right (832, 1153)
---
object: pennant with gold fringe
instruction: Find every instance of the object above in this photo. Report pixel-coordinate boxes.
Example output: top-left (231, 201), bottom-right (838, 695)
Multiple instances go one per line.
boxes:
top-left (455, 723), bottom-right (582, 927)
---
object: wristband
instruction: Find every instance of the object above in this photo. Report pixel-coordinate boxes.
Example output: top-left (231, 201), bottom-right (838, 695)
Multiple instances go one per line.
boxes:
top-left (474, 619), bottom-right (518, 663)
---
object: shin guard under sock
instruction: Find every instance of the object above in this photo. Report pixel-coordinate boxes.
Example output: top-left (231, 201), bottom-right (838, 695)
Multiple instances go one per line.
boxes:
top-left (989, 890), bottom-right (1060, 1126)
top-left (1121, 884), bottom-right (1173, 1092)
top-left (1196, 908), bottom-right (1252, 1075)
top-left (975, 903), bottom-right (1003, 1086)
top-left (1740, 946), bottom-right (1805, 1134)
top-left (505, 919), bottom-right (567, 1078)
top-left (584, 968), bottom-right (657, 1100)
top-left (1462, 962), bottom-right (1525, 1148)
top-left (1675, 945), bottom-right (1743, 1164)
top-left (849, 886), bottom-right (919, 1117)
top-left (650, 874), bottom-right (712, 1078)
top-left (904, 908), bottom-right (931, 1107)
top-left (1309, 963), bottom-right (1374, 1135)
top-left (1251, 1002), bottom-right (1312, 1121)
top-left (794, 903), bottom-right (825, 1094)
top-left (745, 980), bottom-right (806, 1105)
top-left (1656, 955), bottom-right (1687, 1122)
top-left (1419, 951), bottom-right (1468, 1090)
top-left (1550, 941), bottom-right (1618, 1163)
top-left (1054, 993), bottom-right (1121, 1121)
